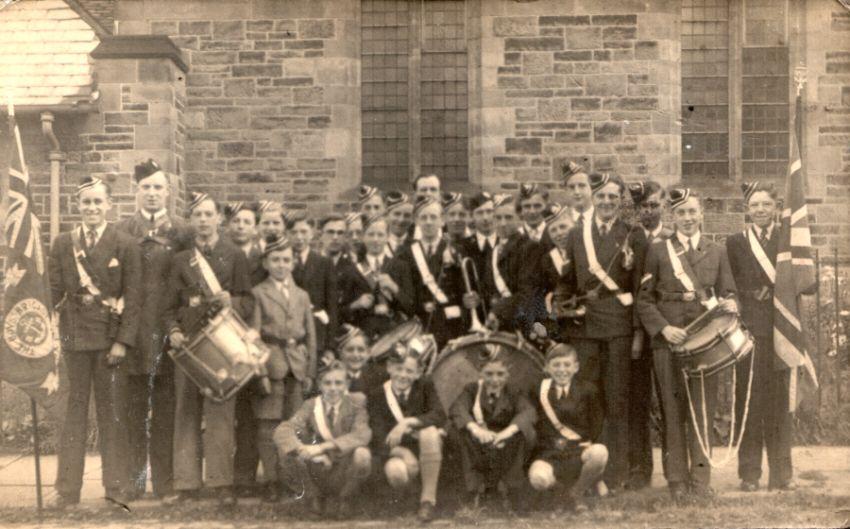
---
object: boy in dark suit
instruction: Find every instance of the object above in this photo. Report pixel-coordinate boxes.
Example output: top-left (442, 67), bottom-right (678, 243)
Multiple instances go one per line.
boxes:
top-left (637, 187), bottom-right (738, 501)
top-left (450, 355), bottom-right (536, 510)
top-left (336, 324), bottom-right (387, 394)
top-left (162, 192), bottom-right (253, 507)
top-left (251, 235), bottom-right (317, 501)
top-left (116, 160), bottom-right (190, 500)
top-left (559, 173), bottom-right (648, 491)
top-left (291, 213), bottom-right (339, 376)
top-left (726, 181), bottom-right (795, 492)
top-left (226, 201), bottom-right (265, 286)
top-left (257, 200), bottom-right (286, 246)
top-left (385, 191), bottom-right (413, 256)
top-left (274, 361), bottom-right (372, 519)
top-left (49, 176), bottom-right (142, 508)
top-left (443, 191), bottom-right (470, 244)
top-left (366, 338), bottom-right (446, 522)
top-left (528, 343), bottom-right (607, 513)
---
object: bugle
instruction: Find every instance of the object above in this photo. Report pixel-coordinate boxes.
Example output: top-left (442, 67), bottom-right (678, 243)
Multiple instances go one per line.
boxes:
top-left (461, 256), bottom-right (488, 333)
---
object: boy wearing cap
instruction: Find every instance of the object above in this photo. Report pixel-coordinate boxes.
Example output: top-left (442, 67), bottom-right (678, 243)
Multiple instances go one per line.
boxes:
top-left (637, 187), bottom-right (737, 501)
top-left (257, 201), bottom-right (286, 246)
top-left (339, 214), bottom-right (414, 340)
top-left (290, 213), bottom-right (338, 378)
top-left (116, 160), bottom-right (189, 500)
top-left (534, 204), bottom-right (578, 343)
top-left (558, 172), bottom-right (648, 492)
top-left (274, 361), bottom-right (372, 519)
top-left (726, 182), bottom-right (796, 492)
top-left (49, 177), bottom-right (142, 508)
top-left (366, 339), bottom-right (446, 522)
top-left (517, 184), bottom-right (553, 248)
top-left (226, 201), bottom-right (266, 286)
top-left (357, 184), bottom-right (386, 217)
top-left (449, 355), bottom-right (536, 510)
top-left (456, 192), bottom-right (497, 321)
top-left (443, 192), bottom-right (471, 243)
top-left (336, 324), bottom-right (388, 394)
top-left (563, 162), bottom-right (594, 225)
top-left (528, 343), bottom-right (607, 512)
top-left (385, 191), bottom-right (414, 256)
top-left (251, 235), bottom-right (317, 502)
top-left (344, 212), bottom-right (365, 262)
top-left (162, 192), bottom-right (253, 507)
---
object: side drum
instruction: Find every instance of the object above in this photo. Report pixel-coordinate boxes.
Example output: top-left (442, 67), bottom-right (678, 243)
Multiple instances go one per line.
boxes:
top-left (430, 332), bottom-right (545, 415)
top-left (370, 318), bottom-right (422, 361)
top-left (673, 308), bottom-right (754, 378)
top-left (169, 307), bottom-right (269, 402)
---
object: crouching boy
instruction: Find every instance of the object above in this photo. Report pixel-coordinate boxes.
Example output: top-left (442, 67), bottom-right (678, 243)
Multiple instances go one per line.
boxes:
top-left (366, 338), bottom-right (445, 522)
top-left (273, 361), bottom-right (371, 519)
top-left (251, 235), bottom-right (317, 502)
top-left (449, 355), bottom-right (536, 511)
top-left (528, 343), bottom-right (607, 512)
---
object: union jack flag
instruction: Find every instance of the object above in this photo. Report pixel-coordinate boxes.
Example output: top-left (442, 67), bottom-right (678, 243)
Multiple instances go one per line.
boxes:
top-left (773, 130), bottom-right (818, 412)
top-left (1, 102), bottom-right (65, 409)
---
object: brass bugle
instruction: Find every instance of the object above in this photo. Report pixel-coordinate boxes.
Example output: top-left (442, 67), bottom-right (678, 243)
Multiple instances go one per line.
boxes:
top-left (461, 256), bottom-right (488, 333)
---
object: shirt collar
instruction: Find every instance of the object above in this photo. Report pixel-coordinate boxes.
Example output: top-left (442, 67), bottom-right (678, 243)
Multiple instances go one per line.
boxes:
top-left (595, 215), bottom-right (615, 232)
top-left (676, 230), bottom-right (701, 250)
top-left (82, 222), bottom-right (108, 243)
top-left (554, 380), bottom-right (571, 398)
top-left (645, 222), bottom-right (664, 240)
top-left (523, 222), bottom-right (545, 241)
top-left (299, 247), bottom-right (310, 262)
top-left (753, 222), bottom-right (774, 240)
top-left (240, 242), bottom-right (254, 257)
top-left (144, 208), bottom-right (168, 223)
top-left (271, 276), bottom-right (290, 292)
top-left (322, 397), bottom-right (341, 415)
top-left (476, 231), bottom-right (496, 250)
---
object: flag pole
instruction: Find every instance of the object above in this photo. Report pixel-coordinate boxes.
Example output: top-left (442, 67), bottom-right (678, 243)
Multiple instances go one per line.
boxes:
top-left (30, 398), bottom-right (43, 516)
top-left (7, 97), bottom-right (44, 515)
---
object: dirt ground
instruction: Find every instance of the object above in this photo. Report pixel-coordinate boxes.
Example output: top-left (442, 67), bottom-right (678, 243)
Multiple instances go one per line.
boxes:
top-left (0, 446), bottom-right (848, 528)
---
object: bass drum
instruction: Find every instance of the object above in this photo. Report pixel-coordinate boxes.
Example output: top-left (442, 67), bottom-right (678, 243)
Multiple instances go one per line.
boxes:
top-left (430, 332), bottom-right (545, 415)
top-left (369, 318), bottom-right (422, 361)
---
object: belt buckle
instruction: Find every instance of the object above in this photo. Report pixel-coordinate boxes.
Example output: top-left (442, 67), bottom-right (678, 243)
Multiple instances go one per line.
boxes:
top-left (81, 293), bottom-right (95, 306)
top-left (682, 291), bottom-right (695, 302)
top-left (585, 290), bottom-right (599, 301)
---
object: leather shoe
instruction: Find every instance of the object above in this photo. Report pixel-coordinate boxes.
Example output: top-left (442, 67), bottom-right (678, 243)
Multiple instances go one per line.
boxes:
top-left (770, 480), bottom-right (797, 492)
top-left (740, 480), bottom-right (759, 492)
top-left (669, 482), bottom-right (688, 505)
top-left (417, 501), bottom-right (436, 523)
top-left (690, 482), bottom-right (716, 498)
top-left (48, 494), bottom-right (79, 510)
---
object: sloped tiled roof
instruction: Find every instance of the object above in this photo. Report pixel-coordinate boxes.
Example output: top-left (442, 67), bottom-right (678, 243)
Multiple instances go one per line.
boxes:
top-left (0, 0), bottom-right (99, 108)
top-left (73, 0), bottom-right (114, 34)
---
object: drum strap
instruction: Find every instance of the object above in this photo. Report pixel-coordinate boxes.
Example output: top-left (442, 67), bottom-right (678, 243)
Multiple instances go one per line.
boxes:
top-left (746, 228), bottom-right (775, 284)
top-left (383, 380), bottom-right (406, 423)
top-left (313, 397), bottom-right (335, 442)
top-left (549, 248), bottom-right (567, 276)
top-left (69, 227), bottom-right (124, 314)
top-left (492, 244), bottom-right (511, 298)
top-left (472, 380), bottom-right (486, 426)
top-left (411, 241), bottom-right (449, 304)
top-left (665, 239), bottom-right (717, 310)
top-left (539, 379), bottom-right (582, 441)
top-left (192, 246), bottom-right (223, 296)
top-left (582, 220), bottom-right (632, 306)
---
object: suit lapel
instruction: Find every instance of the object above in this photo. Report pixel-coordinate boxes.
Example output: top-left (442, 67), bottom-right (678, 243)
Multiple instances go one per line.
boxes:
top-left (261, 279), bottom-right (291, 315)
top-left (690, 237), bottom-right (711, 267)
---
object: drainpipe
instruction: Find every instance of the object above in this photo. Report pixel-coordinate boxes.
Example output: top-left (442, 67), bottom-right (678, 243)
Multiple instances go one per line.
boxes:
top-left (40, 112), bottom-right (64, 241)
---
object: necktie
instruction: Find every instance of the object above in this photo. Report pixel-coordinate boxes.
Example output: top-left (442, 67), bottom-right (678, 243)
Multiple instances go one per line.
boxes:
top-left (86, 229), bottom-right (97, 250)
top-left (598, 224), bottom-right (607, 237)
top-left (759, 229), bottom-right (769, 245)
top-left (326, 405), bottom-right (335, 427)
top-left (280, 282), bottom-right (289, 300)
top-left (397, 391), bottom-right (407, 407)
top-left (482, 239), bottom-right (492, 254)
top-left (202, 244), bottom-right (212, 257)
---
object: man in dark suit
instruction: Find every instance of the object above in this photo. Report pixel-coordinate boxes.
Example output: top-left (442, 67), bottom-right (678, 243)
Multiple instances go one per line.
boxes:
top-left (115, 160), bottom-right (189, 500)
top-left (226, 201), bottom-right (265, 286)
top-left (516, 183), bottom-right (553, 248)
top-left (394, 196), bottom-right (466, 350)
top-left (456, 192), bottom-right (497, 306)
top-left (560, 173), bottom-right (648, 492)
top-left (623, 180), bottom-right (673, 490)
top-left (291, 213), bottom-right (339, 371)
top-left (726, 181), bottom-right (795, 492)
top-left (564, 162), bottom-right (595, 225)
top-left (637, 187), bottom-right (738, 502)
top-left (385, 191), bottom-right (413, 256)
top-left (162, 192), bottom-right (253, 507)
top-left (49, 177), bottom-right (141, 508)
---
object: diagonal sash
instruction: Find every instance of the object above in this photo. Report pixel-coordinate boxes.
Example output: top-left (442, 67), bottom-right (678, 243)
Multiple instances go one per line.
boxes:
top-left (192, 246), bottom-right (223, 296)
top-left (539, 379), bottom-right (582, 441)
top-left (491, 244), bottom-right (511, 298)
top-left (549, 248), bottom-right (567, 276)
top-left (582, 220), bottom-right (633, 306)
top-left (70, 227), bottom-right (124, 313)
top-left (383, 380), bottom-right (406, 423)
top-left (746, 227), bottom-right (776, 284)
top-left (313, 397), bottom-right (335, 442)
top-left (410, 241), bottom-right (449, 304)
top-left (665, 238), bottom-right (718, 309)
top-left (472, 380), bottom-right (486, 426)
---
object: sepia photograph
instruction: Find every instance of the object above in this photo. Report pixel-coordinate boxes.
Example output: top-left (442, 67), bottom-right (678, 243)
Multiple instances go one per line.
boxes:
top-left (0, 0), bottom-right (848, 527)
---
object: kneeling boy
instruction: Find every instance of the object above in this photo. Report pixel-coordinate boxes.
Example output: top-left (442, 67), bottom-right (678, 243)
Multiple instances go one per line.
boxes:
top-left (366, 339), bottom-right (445, 522)
top-left (450, 355), bottom-right (536, 510)
top-left (528, 343), bottom-right (607, 512)
top-left (273, 361), bottom-right (371, 519)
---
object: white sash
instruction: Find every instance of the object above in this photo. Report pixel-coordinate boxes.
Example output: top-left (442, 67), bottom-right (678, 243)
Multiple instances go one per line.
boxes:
top-left (746, 228), bottom-right (775, 284)
top-left (549, 248), bottom-right (567, 276)
top-left (665, 239), bottom-right (718, 309)
top-left (383, 380), bottom-right (406, 423)
top-left (472, 380), bottom-right (485, 426)
top-left (410, 242), bottom-right (449, 304)
top-left (193, 246), bottom-right (223, 295)
top-left (582, 220), bottom-right (633, 306)
top-left (539, 379), bottom-right (581, 441)
top-left (313, 397), bottom-right (335, 442)
top-left (70, 227), bottom-right (124, 314)
top-left (491, 244), bottom-right (511, 298)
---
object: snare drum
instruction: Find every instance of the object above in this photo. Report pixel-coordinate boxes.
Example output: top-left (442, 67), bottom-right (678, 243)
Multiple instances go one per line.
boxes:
top-left (431, 332), bottom-right (545, 414)
top-left (673, 308), bottom-right (754, 378)
top-left (169, 307), bottom-right (270, 402)
top-left (369, 318), bottom-right (422, 361)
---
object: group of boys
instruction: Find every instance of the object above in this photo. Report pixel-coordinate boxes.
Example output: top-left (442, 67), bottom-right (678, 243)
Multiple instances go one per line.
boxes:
top-left (47, 158), bottom-right (796, 520)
